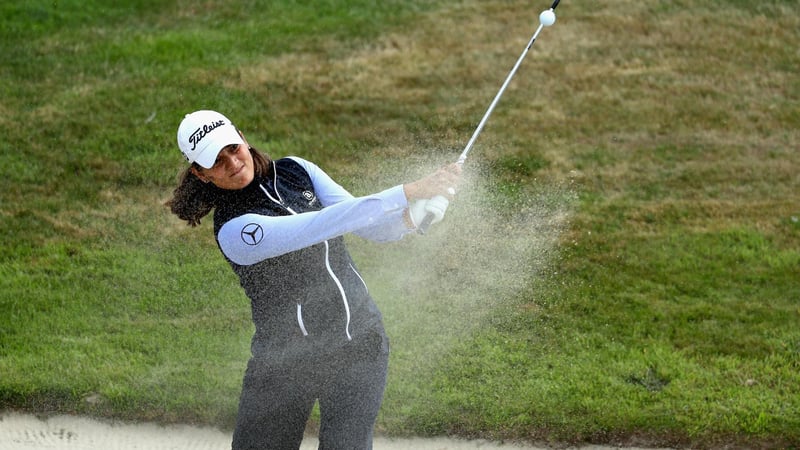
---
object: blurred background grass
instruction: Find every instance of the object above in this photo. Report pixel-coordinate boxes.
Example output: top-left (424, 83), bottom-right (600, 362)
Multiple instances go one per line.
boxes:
top-left (1, 0), bottom-right (798, 448)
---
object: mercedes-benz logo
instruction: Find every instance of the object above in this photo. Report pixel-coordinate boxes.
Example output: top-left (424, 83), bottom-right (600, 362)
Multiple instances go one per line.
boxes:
top-left (240, 223), bottom-right (264, 246)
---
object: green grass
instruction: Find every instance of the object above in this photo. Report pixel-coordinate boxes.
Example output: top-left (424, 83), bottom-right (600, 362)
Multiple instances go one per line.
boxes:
top-left (1, 0), bottom-right (799, 448)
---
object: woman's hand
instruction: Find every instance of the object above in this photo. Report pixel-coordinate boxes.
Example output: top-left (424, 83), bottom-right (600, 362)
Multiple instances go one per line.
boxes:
top-left (403, 163), bottom-right (462, 202)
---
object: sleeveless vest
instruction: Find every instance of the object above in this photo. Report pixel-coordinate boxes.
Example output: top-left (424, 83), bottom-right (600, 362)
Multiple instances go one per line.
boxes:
top-left (213, 158), bottom-right (383, 357)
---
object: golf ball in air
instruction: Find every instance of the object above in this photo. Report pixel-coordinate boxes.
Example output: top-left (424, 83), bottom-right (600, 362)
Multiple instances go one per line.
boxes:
top-left (539, 9), bottom-right (556, 27)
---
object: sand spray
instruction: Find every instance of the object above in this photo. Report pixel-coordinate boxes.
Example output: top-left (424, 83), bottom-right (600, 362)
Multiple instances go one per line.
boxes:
top-left (346, 151), bottom-right (577, 372)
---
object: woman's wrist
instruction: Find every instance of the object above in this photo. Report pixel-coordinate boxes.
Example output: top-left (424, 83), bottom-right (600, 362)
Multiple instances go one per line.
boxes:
top-left (403, 182), bottom-right (420, 202)
top-left (402, 207), bottom-right (416, 229)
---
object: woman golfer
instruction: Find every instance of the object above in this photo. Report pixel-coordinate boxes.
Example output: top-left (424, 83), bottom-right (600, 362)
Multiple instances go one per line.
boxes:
top-left (167, 110), bottom-right (460, 449)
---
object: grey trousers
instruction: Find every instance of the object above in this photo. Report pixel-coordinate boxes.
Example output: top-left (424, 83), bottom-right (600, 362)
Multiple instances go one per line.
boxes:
top-left (231, 331), bottom-right (390, 450)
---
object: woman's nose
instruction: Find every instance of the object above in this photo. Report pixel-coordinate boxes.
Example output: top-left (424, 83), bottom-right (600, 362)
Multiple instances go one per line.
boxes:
top-left (219, 153), bottom-right (237, 168)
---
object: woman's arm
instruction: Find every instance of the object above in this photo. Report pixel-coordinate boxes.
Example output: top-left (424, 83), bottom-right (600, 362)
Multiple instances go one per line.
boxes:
top-left (288, 156), bottom-right (414, 241)
top-left (217, 184), bottom-right (411, 266)
top-left (218, 157), bottom-right (460, 266)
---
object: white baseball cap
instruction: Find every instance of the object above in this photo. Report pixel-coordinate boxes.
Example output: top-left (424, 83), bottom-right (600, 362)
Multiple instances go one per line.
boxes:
top-left (177, 110), bottom-right (245, 169)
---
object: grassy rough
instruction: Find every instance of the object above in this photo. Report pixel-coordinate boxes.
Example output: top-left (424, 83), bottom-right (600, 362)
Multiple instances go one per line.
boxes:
top-left (1, 0), bottom-right (798, 448)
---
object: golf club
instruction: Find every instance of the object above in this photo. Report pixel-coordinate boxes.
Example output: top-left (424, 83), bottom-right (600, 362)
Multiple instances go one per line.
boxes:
top-left (417, 0), bottom-right (561, 234)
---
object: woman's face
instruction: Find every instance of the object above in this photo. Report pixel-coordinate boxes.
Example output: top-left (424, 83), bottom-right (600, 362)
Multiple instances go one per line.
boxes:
top-left (192, 143), bottom-right (255, 190)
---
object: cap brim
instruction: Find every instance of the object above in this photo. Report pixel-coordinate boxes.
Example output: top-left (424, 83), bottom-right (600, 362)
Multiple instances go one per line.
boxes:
top-left (193, 146), bottom-right (224, 169)
top-left (193, 127), bottom-right (245, 169)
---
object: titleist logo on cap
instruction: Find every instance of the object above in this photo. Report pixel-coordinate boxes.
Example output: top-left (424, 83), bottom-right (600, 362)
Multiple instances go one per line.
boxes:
top-left (188, 120), bottom-right (225, 151)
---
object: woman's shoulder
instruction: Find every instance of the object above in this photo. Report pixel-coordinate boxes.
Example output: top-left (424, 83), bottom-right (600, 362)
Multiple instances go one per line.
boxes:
top-left (274, 156), bottom-right (319, 183)
top-left (277, 155), bottom-right (313, 170)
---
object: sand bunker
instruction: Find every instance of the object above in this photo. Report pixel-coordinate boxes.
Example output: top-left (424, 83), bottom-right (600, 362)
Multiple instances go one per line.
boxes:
top-left (0, 412), bottom-right (541, 450)
top-left (0, 412), bottom-right (667, 450)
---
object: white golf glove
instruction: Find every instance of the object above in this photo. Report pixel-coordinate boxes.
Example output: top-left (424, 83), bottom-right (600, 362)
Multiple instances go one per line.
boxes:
top-left (408, 195), bottom-right (450, 228)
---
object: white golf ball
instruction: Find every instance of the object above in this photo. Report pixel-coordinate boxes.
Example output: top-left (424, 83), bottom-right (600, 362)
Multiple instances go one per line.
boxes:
top-left (539, 9), bottom-right (556, 27)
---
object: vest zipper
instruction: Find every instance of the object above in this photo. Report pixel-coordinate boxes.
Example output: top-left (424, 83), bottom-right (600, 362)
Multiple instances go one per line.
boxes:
top-left (324, 241), bottom-right (353, 341)
top-left (258, 180), bottom-right (353, 341)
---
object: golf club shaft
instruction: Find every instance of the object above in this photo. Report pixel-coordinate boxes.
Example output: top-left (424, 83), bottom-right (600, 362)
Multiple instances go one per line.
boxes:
top-left (417, 0), bottom-right (560, 234)
top-left (459, 0), bottom-right (559, 165)
top-left (457, 24), bottom-right (545, 165)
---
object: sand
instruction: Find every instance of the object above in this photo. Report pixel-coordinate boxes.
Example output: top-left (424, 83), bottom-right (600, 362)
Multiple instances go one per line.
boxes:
top-left (0, 412), bottom-right (668, 450)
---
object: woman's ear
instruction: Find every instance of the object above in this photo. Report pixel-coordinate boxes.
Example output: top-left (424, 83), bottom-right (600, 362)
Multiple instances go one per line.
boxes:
top-left (190, 166), bottom-right (210, 183)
